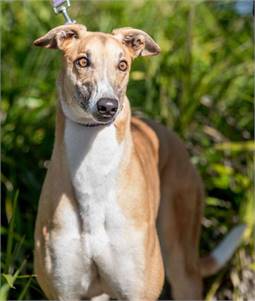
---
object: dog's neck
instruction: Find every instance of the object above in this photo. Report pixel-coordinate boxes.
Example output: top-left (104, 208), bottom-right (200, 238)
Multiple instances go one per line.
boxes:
top-left (53, 96), bottom-right (133, 206)
top-left (64, 115), bottom-right (125, 180)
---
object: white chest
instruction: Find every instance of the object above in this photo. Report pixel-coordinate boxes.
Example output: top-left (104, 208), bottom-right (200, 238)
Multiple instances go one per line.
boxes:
top-left (52, 119), bottom-right (145, 298)
top-left (64, 120), bottom-right (124, 233)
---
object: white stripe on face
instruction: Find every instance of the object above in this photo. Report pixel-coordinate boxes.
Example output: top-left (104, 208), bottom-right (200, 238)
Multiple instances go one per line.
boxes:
top-left (91, 79), bottom-right (116, 105)
top-left (89, 44), bottom-right (118, 109)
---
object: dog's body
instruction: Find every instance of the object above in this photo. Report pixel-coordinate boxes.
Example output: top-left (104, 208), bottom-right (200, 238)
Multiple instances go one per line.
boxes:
top-left (34, 24), bottom-right (245, 300)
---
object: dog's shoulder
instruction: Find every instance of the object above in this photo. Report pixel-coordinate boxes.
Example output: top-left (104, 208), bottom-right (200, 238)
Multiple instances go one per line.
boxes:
top-left (131, 116), bottom-right (159, 158)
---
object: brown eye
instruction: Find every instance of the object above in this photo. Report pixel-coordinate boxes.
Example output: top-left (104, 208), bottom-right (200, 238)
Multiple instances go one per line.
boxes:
top-left (118, 60), bottom-right (128, 71)
top-left (76, 57), bottom-right (89, 68)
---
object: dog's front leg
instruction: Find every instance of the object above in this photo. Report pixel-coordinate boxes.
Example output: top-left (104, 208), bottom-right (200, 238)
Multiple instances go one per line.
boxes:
top-left (95, 229), bottom-right (164, 301)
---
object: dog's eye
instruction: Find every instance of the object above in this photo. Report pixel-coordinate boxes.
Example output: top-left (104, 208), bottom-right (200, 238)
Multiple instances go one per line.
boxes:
top-left (118, 60), bottom-right (128, 72)
top-left (76, 57), bottom-right (90, 68)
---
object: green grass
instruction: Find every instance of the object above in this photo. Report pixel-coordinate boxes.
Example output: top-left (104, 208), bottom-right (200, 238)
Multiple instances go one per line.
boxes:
top-left (1, 0), bottom-right (254, 300)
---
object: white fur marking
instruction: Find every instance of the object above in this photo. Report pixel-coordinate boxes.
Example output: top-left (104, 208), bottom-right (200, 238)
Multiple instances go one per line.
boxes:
top-left (63, 119), bottom-right (145, 298)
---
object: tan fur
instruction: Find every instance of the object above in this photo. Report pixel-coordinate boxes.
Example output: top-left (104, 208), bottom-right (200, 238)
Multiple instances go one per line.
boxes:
top-left (34, 24), bottom-right (222, 300)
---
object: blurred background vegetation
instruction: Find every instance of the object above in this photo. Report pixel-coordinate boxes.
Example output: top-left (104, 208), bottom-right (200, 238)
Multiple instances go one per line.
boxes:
top-left (1, 0), bottom-right (254, 300)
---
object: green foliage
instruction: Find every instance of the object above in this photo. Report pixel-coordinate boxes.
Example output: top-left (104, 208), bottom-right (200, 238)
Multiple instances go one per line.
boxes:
top-left (1, 1), bottom-right (254, 300)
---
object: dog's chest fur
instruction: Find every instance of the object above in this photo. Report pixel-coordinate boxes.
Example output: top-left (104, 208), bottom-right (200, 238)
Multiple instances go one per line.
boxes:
top-left (64, 119), bottom-right (124, 233)
top-left (63, 119), bottom-right (144, 297)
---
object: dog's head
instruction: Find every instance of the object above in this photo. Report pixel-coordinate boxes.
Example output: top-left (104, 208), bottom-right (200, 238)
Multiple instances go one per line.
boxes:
top-left (34, 24), bottom-right (160, 126)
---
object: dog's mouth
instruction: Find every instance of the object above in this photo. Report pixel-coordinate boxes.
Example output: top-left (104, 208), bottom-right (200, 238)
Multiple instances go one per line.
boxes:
top-left (84, 111), bottom-right (121, 127)
top-left (82, 118), bottom-right (114, 127)
top-left (75, 110), bottom-right (118, 127)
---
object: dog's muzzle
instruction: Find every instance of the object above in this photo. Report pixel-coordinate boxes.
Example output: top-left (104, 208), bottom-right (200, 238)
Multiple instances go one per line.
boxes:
top-left (94, 98), bottom-right (118, 122)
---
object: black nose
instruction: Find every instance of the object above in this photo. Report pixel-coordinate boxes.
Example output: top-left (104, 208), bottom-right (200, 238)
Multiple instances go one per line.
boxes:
top-left (97, 98), bottom-right (118, 118)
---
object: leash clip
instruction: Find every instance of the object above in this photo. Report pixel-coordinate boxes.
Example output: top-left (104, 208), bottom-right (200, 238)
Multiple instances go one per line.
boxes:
top-left (52, 0), bottom-right (76, 24)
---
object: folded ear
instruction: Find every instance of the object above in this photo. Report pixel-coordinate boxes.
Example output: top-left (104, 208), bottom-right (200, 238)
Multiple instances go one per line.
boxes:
top-left (33, 24), bottom-right (87, 50)
top-left (112, 27), bottom-right (160, 58)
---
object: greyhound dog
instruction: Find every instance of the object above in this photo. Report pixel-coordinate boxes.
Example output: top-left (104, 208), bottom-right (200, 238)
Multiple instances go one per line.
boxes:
top-left (33, 24), bottom-right (245, 300)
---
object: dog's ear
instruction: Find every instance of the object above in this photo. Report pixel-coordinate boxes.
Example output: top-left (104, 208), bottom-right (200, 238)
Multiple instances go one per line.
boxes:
top-left (112, 27), bottom-right (160, 58)
top-left (33, 24), bottom-right (87, 50)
